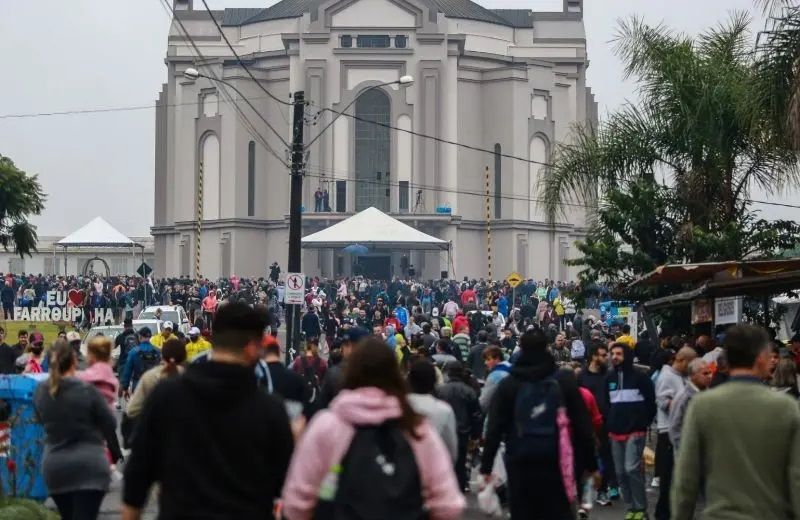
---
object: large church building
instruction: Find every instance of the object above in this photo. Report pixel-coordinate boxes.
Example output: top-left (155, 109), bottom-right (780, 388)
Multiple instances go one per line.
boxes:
top-left (152, 0), bottom-right (597, 280)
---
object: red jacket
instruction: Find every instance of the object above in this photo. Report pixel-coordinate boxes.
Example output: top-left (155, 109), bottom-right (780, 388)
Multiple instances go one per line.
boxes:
top-left (579, 387), bottom-right (603, 435)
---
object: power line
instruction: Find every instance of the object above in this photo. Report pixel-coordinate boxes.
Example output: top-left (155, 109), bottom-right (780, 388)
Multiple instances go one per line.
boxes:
top-left (198, 0), bottom-right (294, 108)
top-left (158, 0), bottom-right (289, 168)
top-left (0, 94), bottom-right (295, 121)
top-left (302, 164), bottom-right (593, 209)
top-left (309, 103), bottom-right (800, 212)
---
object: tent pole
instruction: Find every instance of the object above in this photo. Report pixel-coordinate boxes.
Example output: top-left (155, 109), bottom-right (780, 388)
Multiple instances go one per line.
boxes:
top-left (63, 246), bottom-right (68, 276)
top-left (52, 246), bottom-right (57, 276)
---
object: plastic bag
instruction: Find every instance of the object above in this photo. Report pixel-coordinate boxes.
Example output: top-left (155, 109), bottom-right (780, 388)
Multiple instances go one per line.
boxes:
top-left (491, 444), bottom-right (507, 486)
top-left (477, 483), bottom-right (503, 517)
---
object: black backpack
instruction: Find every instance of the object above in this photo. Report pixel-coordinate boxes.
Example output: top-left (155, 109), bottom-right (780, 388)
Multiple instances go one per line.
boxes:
top-left (505, 377), bottom-right (561, 459)
top-left (137, 348), bottom-right (161, 375)
top-left (301, 357), bottom-right (322, 405)
top-left (314, 423), bottom-right (427, 520)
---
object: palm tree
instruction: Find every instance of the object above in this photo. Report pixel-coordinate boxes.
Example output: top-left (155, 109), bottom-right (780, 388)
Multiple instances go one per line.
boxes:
top-left (540, 13), bottom-right (799, 235)
top-left (756, 0), bottom-right (800, 151)
top-left (0, 155), bottom-right (46, 257)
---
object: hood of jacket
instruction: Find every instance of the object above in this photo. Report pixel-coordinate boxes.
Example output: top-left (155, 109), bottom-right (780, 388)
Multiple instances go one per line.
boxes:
top-left (182, 361), bottom-right (258, 407)
top-left (330, 387), bottom-right (402, 426)
top-left (510, 349), bottom-right (558, 381)
top-left (79, 362), bottom-right (118, 390)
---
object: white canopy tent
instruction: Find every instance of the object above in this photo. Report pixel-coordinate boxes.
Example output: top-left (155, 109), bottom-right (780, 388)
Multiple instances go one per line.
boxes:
top-left (302, 207), bottom-right (449, 250)
top-left (302, 207), bottom-right (452, 275)
top-left (56, 217), bottom-right (145, 276)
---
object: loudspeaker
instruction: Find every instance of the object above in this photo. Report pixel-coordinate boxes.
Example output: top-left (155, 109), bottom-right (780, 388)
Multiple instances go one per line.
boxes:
top-left (441, 270), bottom-right (448, 279)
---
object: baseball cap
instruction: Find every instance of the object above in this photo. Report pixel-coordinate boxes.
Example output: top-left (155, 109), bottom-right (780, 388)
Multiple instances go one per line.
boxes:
top-left (163, 321), bottom-right (174, 330)
top-left (66, 331), bottom-right (81, 343)
top-left (189, 327), bottom-right (201, 336)
top-left (138, 327), bottom-right (153, 338)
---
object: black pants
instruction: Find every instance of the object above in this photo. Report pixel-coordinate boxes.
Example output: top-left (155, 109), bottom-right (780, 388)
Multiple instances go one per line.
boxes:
top-left (2, 303), bottom-right (12, 320)
top-left (655, 432), bottom-right (674, 520)
top-left (506, 457), bottom-right (573, 519)
top-left (455, 433), bottom-right (468, 491)
top-left (52, 490), bottom-right (105, 520)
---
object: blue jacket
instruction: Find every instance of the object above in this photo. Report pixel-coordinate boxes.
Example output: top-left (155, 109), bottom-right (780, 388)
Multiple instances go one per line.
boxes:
top-left (395, 306), bottom-right (409, 327)
top-left (120, 341), bottom-right (161, 391)
top-left (497, 296), bottom-right (508, 318)
top-left (604, 353), bottom-right (656, 435)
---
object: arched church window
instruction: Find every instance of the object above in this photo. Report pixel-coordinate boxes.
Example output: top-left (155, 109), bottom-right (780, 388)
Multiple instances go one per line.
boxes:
top-left (354, 89), bottom-right (391, 212)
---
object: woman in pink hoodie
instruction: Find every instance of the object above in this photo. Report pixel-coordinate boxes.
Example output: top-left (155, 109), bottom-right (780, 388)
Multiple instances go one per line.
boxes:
top-left (78, 336), bottom-right (119, 409)
top-left (281, 338), bottom-right (465, 520)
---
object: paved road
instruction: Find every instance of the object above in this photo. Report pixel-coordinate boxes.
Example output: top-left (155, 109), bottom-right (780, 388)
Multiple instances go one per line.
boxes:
top-left (85, 477), bottom-right (659, 519)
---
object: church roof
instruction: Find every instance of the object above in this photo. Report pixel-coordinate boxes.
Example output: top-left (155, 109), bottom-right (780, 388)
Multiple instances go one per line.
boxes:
top-left (490, 9), bottom-right (533, 28)
top-left (222, 0), bottom-right (529, 27)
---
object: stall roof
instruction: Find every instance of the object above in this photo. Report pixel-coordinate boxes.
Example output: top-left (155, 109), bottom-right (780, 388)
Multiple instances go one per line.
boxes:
top-left (301, 207), bottom-right (449, 250)
top-left (643, 270), bottom-right (800, 311)
top-left (56, 217), bottom-right (140, 248)
top-left (630, 258), bottom-right (800, 287)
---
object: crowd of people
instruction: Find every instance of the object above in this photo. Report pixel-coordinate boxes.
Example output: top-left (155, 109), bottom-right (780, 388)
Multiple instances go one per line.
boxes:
top-left (1, 269), bottom-right (799, 519)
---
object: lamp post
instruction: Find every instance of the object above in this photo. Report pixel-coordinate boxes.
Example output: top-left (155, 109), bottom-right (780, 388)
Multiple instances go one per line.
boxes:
top-left (184, 67), bottom-right (414, 362)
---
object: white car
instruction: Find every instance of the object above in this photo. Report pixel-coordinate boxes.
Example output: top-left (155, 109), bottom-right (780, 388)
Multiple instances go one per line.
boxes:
top-left (132, 319), bottom-right (163, 337)
top-left (82, 325), bottom-right (125, 362)
top-left (137, 305), bottom-right (190, 334)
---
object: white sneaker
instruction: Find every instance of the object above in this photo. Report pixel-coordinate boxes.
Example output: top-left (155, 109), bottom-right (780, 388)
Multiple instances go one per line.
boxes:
top-left (651, 477), bottom-right (660, 488)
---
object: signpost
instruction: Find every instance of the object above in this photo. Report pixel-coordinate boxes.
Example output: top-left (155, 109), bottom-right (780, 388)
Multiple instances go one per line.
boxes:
top-left (506, 271), bottom-right (523, 307)
top-left (284, 273), bottom-right (305, 305)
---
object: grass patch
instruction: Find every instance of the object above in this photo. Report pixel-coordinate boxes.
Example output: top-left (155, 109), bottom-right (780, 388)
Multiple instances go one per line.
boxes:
top-left (0, 320), bottom-right (74, 344)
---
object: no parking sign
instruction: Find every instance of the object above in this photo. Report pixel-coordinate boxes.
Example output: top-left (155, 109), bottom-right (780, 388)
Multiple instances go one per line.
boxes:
top-left (284, 273), bottom-right (305, 305)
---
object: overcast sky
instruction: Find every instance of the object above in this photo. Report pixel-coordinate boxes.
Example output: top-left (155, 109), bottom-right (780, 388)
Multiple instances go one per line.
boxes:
top-left (0, 0), bottom-right (793, 237)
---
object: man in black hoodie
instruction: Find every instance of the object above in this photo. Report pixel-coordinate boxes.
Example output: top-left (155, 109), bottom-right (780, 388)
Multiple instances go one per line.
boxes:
top-left (578, 341), bottom-right (619, 504)
top-left (482, 330), bottom-right (595, 519)
top-left (122, 302), bottom-right (294, 520)
top-left (606, 342), bottom-right (656, 519)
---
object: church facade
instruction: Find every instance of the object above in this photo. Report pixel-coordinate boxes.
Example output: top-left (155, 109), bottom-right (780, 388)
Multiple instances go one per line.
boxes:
top-left (152, 0), bottom-right (597, 280)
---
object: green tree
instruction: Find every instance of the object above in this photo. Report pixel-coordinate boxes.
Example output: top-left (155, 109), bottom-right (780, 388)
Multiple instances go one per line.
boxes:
top-left (540, 14), bottom-right (800, 293)
top-left (756, 1), bottom-right (800, 151)
top-left (0, 155), bottom-right (46, 257)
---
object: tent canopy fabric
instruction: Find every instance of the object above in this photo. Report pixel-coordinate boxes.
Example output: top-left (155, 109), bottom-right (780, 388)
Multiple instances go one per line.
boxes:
top-left (302, 207), bottom-right (449, 250)
top-left (57, 217), bottom-right (139, 248)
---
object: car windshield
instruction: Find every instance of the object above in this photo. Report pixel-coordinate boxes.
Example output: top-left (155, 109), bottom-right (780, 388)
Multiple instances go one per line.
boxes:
top-left (84, 327), bottom-right (123, 342)
top-left (139, 310), bottom-right (180, 324)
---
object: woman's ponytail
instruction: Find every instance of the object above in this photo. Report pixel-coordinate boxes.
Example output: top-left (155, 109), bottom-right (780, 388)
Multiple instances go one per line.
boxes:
top-left (48, 340), bottom-right (75, 397)
top-left (161, 338), bottom-right (187, 377)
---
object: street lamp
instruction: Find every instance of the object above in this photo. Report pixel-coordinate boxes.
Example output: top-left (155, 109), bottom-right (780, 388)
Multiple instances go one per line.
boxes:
top-left (305, 75), bottom-right (414, 148)
top-left (184, 67), bottom-right (201, 80)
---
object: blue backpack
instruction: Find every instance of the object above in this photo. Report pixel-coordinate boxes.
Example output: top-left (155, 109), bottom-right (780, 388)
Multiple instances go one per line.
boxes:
top-left (505, 377), bottom-right (561, 459)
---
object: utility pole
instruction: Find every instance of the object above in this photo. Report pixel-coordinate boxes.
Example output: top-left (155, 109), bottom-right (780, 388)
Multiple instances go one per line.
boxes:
top-left (285, 91), bottom-right (305, 364)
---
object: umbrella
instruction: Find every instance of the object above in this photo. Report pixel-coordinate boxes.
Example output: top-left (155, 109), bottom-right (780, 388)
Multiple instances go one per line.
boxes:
top-left (342, 244), bottom-right (369, 256)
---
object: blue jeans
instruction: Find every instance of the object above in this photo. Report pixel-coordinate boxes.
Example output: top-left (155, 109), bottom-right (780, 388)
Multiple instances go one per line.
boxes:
top-left (610, 434), bottom-right (648, 511)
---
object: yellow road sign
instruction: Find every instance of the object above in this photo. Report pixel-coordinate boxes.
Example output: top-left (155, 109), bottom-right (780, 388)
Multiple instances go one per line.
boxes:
top-left (506, 272), bottom-right (523, 288)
